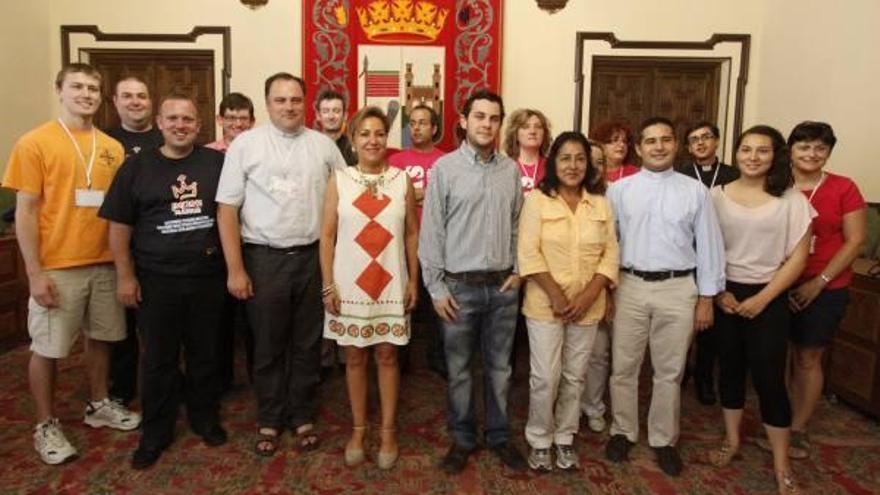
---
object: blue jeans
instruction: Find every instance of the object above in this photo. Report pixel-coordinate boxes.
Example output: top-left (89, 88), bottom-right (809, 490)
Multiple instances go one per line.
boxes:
top-left (442, 278), bottom-right (519, 449)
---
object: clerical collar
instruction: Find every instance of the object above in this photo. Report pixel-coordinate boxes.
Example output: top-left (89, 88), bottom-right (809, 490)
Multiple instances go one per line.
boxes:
top-left (641, 166), bottom-right (676, 179)
top-left (269, 123), bottom-right (304, 138)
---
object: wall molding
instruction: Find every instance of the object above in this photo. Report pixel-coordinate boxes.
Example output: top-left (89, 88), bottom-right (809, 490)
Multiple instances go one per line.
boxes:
top-left (60, 25), bottom-right (232, 96)
top-left (573, 32), bottom-right (750, 140)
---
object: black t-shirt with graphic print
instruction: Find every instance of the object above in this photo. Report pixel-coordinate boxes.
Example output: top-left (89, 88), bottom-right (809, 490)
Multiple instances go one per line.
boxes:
top-left (99, 146), bottom-right (224, 277)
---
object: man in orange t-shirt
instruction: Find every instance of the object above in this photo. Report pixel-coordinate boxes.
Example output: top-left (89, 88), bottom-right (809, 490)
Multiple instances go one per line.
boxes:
top-left (2, 63), bottom-right (141, 465)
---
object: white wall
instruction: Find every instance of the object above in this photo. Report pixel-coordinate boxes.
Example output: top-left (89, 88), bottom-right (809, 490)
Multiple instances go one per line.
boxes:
top-left (756, 0), bottom-right (880, 200)
top-left (5, 0), bottom-right (879, 200)
top-left (0, 0), bottom-right (52, 178)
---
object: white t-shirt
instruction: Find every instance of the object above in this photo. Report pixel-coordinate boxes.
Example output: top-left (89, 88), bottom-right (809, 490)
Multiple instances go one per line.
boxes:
top-left (711, 186), bottom-right (815, 284)
top-left (216, 124), bottom-right (346, 247)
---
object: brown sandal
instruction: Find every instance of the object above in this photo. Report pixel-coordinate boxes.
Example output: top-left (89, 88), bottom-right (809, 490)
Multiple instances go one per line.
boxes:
top-left (293, 423), bottom-right (321, 453)
top-left (708, 441), bottom-right (740, 467)
top-left (254, 427), bottom-right (279, 457)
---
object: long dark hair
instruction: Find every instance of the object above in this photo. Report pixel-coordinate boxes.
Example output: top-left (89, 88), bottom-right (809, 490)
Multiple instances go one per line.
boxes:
top-left (734, 125), bottom-right (792, 197)
top-left (538, 131), bottom-right (605, 197)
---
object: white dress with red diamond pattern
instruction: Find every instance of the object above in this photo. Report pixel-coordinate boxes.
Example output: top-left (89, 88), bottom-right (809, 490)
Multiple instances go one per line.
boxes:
top-left (324, 166), bottom-right (410, 347)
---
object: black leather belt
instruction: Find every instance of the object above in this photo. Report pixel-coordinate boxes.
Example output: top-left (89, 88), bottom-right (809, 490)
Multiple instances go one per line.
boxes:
top-left (244, 241), bottom-right (318, 253)
top-left (444, 269), bottom-right (512, 286)
top-left (621, 267), bottom-right (695, 282)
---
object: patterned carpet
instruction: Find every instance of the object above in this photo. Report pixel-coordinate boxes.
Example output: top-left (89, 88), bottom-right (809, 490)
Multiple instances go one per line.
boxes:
top-left (1, 326), bottom-right (879, 494)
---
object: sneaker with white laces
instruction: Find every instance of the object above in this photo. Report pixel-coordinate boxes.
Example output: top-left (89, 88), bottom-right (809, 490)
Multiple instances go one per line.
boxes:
top-left (555, 443), bottom-right (580, 470)
top-left (527, 447), bottom-right (553, 472)
top-left (34, 418), bottom-right (78, 465)
top-left (587, 414), bottom-right (606, 433)
top-left (84, 398), bottom-right (141, 431)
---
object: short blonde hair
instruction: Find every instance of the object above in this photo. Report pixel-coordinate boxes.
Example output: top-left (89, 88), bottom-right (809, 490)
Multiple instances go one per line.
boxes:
top-left (503, 108), bottom-right (552, 159)
top-left (348, 106), bottom-right (389, 141)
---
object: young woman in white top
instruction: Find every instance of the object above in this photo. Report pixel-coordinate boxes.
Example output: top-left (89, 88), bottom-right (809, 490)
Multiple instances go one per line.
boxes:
top-left (707, 125), bottom-right (813, 494)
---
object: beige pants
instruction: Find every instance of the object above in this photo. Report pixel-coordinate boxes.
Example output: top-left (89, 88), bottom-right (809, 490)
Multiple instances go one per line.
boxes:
top-left (581, 321), bottom-right (610, 418)
top-left (609, 273), bottom-right (697, 447)
top-left (28, 264), bottom-right (125, 358)
top-left (525, 317), bottom-right (598, 448)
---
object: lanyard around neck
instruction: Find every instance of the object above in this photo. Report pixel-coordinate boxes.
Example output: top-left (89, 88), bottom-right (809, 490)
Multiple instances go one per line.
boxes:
top-left (806, 171), bottom-right (826, 204)
top-left (693, 162), bottom-right (721, 189)
top-left (58, 118), bottom-right (97, 188)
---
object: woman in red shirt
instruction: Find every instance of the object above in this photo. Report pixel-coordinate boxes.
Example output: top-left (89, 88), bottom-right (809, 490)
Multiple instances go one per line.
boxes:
top-left (589, 121), bottom-right (639, 183)
top-left (503, 108), bottom-right (552, 194)
top-left (787, 121), bottom-right (867, 458)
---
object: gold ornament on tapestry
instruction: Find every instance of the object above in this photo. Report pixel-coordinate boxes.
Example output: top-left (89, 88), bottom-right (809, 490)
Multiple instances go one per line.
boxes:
top-left (356, 0), bottom-right (450, 43)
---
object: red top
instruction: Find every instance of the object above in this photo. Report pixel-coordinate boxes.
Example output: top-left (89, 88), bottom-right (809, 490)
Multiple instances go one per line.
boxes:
top-left (799, 172), bottom-right (866, 289)
top-left (605, 164), bottom-right (640, 183)
top-left (517, 157), bottom-right (546, 194)
top-left (388, 148), bottom-right (446, 221)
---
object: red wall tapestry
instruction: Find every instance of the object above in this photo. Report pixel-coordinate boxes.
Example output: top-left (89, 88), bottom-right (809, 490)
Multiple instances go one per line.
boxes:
top-left (303, 0), bottom-right (504, 151)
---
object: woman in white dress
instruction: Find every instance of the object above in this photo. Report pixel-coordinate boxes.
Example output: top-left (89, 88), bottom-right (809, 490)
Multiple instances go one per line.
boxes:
top-left (319, 106), bottom-right (419, 470)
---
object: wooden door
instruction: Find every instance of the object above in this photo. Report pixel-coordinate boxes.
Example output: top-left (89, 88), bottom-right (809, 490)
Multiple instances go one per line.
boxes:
top-left (87, 49), bottom-right (216, 144)
top-left (590, 57), bottom-right (720, 156)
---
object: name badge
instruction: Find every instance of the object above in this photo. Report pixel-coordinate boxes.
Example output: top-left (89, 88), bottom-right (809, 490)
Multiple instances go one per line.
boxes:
top-left (75, 189), bottom-right (105, 207)
top-left (809, 234), bottom-right (817, 254)
top-left (269, 176), bottom-right (297, 197)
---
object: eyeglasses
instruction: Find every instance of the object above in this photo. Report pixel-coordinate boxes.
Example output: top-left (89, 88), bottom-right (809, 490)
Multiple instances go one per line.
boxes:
top-left (222, 115), bottom-right (252, 124)
top-left (688, 133), bottom-right (716, 144)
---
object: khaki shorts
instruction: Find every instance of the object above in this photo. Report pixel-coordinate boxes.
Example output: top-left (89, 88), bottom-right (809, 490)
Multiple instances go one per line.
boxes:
top-left (28, 264), bottom-right (125, 358)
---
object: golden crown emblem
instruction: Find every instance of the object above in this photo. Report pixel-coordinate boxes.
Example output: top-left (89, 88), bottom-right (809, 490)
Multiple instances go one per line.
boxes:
top-left (356, 0), bottom-right (450, 43)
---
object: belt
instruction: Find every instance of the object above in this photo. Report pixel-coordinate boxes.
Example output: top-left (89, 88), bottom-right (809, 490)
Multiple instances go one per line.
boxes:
top-left (621, 267), bottom-right (695, 282)
top-left (244, 241), bottom-right (318, 253)
top-left (444, 269), bottom-right (512, 286)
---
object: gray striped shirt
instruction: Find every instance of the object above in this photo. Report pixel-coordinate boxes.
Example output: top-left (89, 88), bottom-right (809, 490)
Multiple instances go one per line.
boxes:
top-left (419, 142), bottom-right (523, 299)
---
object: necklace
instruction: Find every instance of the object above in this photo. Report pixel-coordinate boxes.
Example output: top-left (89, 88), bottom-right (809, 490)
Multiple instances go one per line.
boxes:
top-left (693, 161), bottom-right (721, 189)
top-left (354, 164), bottom-right (388, 199)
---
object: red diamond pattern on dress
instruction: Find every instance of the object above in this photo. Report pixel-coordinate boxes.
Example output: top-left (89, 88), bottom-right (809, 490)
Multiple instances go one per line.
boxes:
top-left (354, 220), bottom-right (393, 259)
top-left (356, 260), bottom-right (392, 301)
top-left (353, 190), bottom-right (390, 219)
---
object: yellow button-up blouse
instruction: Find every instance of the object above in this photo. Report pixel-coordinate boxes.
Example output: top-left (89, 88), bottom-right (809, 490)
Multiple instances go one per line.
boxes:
top-left (517, 189), bottom-right (620, 325)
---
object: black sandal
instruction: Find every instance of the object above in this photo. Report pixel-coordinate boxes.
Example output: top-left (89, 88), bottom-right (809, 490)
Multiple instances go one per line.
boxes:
top-left (254, 427), bottom-right (279, 457)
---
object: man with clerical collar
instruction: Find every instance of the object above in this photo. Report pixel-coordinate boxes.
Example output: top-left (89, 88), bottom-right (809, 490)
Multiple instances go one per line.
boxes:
top-left (604, 117), bottom-right (725, 477)
top-left (206, 92), bottom-right (256, 153)
top-left (676, 121), bottom-right (739, 407)
top-left (216, 72), bottom-right (346, 456)
top-left (315, 89), bottom-right (357, 166)
top-left (105, 76), bottom-right (163, 158)
top-left (420, 89), bottom-right (527, 474)
top-left (100, 93), bottom-right (228, 470)
top-left (678, 121), bottom-right (739, 190)
top-left (3, 63), bottom-right (140, 466)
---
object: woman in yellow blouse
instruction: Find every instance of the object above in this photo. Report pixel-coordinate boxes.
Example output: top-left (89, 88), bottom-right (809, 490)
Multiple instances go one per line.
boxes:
top-left (518, 131), bottom-right (619, 471)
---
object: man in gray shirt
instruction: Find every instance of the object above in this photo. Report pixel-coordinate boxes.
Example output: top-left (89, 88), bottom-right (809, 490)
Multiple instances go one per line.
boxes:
top-left (419, 89), bottom-right (526, 474)
top-left (216, 73), bottom-right (346, 456)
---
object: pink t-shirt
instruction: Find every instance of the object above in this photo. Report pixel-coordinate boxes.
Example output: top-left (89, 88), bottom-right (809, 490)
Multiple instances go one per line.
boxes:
top-left (204, 139), bottom-right (228, 153)
top-left (388, 148), bottom-right (446, 220)
top-left (711, 187), bottom-right (816, 284)
top-left (798, 172), bottom-right (866, 288)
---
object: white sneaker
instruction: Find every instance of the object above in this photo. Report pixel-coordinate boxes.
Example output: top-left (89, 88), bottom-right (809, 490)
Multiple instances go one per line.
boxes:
top-left (84, 398), bottom-right (141, 431)
top-left (587, 414), bottom-right (607, 433)
top-left (555, 443), bottom-right (580, 470)
top-left (34, 418), bottom-right (78, 465)
top-left (527, 447), bottom-right (553, 472)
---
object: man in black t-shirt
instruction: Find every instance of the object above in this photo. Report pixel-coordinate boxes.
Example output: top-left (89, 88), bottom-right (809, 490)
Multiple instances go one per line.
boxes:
top-left (315, 89), bottom-right (357, 166)
top-left (100, 93), bottom-right (227, 470)
top-left (105, 76), bottom-right (164, 159)
top-left (104, 76), bottom-right (164, 406)
top-left (676, 121), bottom-right (740, 406)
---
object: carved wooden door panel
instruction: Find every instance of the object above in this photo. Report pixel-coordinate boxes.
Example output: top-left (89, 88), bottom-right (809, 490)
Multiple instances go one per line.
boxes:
top-left (590, 57), bottom-right (720, 158)
top-left (87, 50), bottom-right (216, 144)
